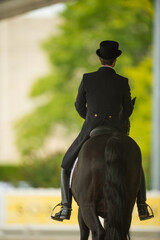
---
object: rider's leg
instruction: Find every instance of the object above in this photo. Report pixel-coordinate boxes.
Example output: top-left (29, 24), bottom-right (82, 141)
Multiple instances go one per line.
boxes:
top-left (137, 167), bottom-right (154, 221)
top-left (52, 168), bottom-right (72, 221)
top-left (52, 124), bottom-right (91, 222)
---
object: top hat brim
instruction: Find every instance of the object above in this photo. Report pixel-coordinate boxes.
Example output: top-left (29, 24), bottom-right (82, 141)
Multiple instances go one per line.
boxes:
top-left (96, 49), bottom-right (122, 60)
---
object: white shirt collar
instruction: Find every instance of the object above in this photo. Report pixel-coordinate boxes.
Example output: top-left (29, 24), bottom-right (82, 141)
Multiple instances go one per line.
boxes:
top-left (101, 65), bottom-right (113, 69)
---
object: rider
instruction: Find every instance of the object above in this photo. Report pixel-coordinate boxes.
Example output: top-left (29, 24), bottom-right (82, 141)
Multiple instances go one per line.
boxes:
top-left (52, 40), bottom-right (154, 222)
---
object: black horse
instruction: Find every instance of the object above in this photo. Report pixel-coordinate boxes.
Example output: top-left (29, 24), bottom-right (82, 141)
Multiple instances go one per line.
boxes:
top-left (71, 99), bottom-right (142, 240)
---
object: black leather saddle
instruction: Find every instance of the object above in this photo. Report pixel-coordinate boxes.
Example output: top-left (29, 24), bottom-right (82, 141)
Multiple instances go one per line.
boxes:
top-left (90, 126), bottom-right (118, 138)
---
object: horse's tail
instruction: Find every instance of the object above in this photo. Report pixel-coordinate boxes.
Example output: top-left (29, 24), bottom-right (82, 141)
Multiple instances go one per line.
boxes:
top-left (104, 134), bottom-right (130, 240)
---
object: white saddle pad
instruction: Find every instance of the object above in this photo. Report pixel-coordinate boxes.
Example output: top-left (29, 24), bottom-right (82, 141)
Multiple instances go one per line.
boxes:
top-left (69, 157), bottom-right (78, 188)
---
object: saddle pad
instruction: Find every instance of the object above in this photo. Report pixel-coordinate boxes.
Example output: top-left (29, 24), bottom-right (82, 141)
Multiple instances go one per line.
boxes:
top-left (69, 157), bottom-right (78, 188)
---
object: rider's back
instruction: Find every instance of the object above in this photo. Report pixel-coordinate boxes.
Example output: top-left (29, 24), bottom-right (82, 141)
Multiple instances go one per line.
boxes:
top-left (83, 67), bottom-right (129, 117)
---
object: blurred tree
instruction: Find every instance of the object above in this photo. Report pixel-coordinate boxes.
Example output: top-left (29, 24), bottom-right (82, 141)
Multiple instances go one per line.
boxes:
top-left (21, 152), bottom-right (62, 188)
top-left (0, 153), bottom-right (63, 188)
top-left (15, 0), bottom-right (153, 185)
top-left (124, 57), bottom-right (152, 187)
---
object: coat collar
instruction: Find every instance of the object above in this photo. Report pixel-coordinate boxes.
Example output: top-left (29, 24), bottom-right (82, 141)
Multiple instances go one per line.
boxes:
top-left (98, 66), bottom-right (116, 73)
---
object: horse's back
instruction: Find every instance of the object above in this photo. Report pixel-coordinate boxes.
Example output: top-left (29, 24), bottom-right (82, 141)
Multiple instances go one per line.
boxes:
top-left (80, 132), bottom-right (141, 167)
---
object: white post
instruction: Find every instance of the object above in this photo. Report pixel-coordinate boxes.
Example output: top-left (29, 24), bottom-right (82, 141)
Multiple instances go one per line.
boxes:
top-left (151, 0), bottom-right (160, 190)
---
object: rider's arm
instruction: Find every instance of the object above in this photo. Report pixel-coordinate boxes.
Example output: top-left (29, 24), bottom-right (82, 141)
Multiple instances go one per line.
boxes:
top-left (122, 79), bottom-right (133, 118)
top-left (75, 75), bottom-right (87, 119)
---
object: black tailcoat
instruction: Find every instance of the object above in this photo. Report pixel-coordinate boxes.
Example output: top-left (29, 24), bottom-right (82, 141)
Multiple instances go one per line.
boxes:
top-left (61, 66), bottom-right (133, 170)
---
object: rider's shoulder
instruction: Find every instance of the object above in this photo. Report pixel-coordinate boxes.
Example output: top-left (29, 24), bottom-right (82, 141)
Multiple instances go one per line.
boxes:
top-left (83, 71), bottom-right (97, 78)
top-left (116, 73), bottom-right (128, 82)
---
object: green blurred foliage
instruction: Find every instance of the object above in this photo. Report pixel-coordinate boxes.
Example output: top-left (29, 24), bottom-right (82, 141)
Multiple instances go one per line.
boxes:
top-left (0, 153), bottom-right (63, 188)
top-left (0, 165), bottom-right (23, 184)
top-left (21, 152), bottom-right (62, 188)
top-left (14, 0), bottom-right (153, 187)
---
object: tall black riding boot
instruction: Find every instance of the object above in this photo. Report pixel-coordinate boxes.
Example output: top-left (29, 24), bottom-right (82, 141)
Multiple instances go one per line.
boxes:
top-left (137, 168), bottom-right (154, 221)
top-left (51, 168), bottom-right (72, 222)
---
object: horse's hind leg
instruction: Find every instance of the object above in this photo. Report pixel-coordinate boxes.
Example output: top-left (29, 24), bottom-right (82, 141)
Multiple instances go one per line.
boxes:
top-left (78, 208), bottom-right (90, 240)
top-left (80, 204), bottom-right (105, 240)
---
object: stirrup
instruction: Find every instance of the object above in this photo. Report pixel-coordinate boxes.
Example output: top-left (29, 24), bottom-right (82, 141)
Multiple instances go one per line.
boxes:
top-left (138, 203), bottom-right (154, 221)
top-left (145, 203), bottom-right (154, 219)
top-left (50, 203), bottom-right (62, 220)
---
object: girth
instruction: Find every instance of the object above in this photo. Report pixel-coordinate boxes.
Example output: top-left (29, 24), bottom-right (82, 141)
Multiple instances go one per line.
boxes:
top-left (90, 126), bottom-right (118, 138)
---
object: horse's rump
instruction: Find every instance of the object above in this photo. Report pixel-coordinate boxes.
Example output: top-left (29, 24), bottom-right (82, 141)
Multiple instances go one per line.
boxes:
top-left (71, 132), bottom-right (141, 240)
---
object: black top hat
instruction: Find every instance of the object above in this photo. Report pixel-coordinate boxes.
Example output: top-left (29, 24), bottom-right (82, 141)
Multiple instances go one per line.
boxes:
top-left (96, 40), bottom-right (122, 60)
